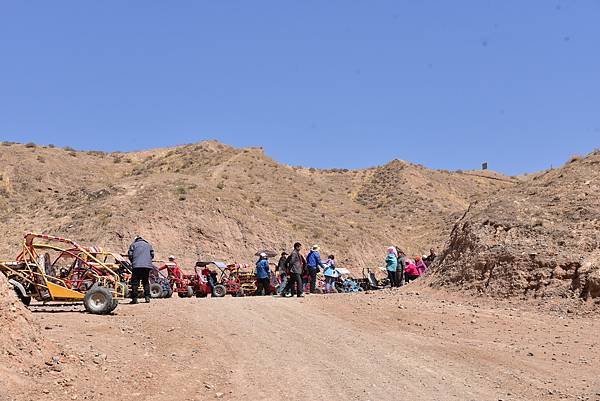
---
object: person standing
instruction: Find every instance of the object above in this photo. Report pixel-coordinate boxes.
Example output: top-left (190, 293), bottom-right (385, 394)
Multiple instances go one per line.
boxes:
top-left (306, 245), bottom-right (325, 294)
top-left (255, 253), bottom-right (271, 296)
top-left (395, 248), bottom-right (406, 287)
top-left (128, 236), bottom-right (155, 304)
top-left (281, 242), bottom-right (305, 298)
top-left (275, 251), bottom-right (289, 295)
top-left (385, 246), bottom-right (398, 287)
top-left (322, 255), bottom-right (339, 293)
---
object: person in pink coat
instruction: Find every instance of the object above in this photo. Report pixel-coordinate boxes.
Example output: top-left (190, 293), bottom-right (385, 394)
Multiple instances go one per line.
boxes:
top-left (404, 259), bottom-right (420, 283)
top-left (414, 255), bottom-right (428, 275)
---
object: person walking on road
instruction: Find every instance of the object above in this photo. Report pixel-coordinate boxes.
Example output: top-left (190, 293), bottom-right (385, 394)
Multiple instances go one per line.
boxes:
top-left (385, 246), bottom-right (398, 287)
top-left (255, 252), bottom-right (271, 296)
top-left (306, 245), bottom-right (325, 293)
top-left (281, 242), bottom-right (305, 298)
top-left (128, 236), bottom-right (155, 304)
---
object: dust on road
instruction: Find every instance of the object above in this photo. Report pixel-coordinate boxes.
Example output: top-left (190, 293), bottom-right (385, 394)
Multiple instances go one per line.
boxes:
top-left (8, 290), bottom-right (600, 401)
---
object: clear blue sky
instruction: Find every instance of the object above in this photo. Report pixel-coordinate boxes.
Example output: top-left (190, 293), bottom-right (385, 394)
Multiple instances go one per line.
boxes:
top-left (1, 1), bottom-right (598, 175)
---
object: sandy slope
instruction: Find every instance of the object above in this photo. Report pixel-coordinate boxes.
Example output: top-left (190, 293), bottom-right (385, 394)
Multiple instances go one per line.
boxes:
top-left (4, 290), bottom-right (599, 401)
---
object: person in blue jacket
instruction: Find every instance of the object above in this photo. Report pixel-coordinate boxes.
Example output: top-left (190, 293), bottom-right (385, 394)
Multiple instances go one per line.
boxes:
top-left (306, 245), bottom-right (325, 293)
top-left (255, 252), bottom-right (271, 295)
top-left (385, 246), bottom-right (398, 287)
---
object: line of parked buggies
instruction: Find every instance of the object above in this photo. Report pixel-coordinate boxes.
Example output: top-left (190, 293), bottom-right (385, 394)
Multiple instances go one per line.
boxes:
top-left (0, 233), bottom-right (387, 315)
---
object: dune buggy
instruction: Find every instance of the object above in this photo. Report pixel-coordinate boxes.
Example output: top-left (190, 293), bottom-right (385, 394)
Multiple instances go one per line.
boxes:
top-left (0, 233), bottom-right (126, 314)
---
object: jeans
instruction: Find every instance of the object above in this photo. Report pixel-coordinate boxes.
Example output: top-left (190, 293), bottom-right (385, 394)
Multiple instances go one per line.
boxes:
top-left (324, 276), bottom-right (337, 293)
top-left (256, 277), bottom-right (271, 295)
top-left (131, 268), bottom-right (150, 300)
top-left (387, 270), bottom-right (397, 287)
top-left (283, 273), bottom-right (303, 297)
top-left (278, 273), bottom-right (288, 295)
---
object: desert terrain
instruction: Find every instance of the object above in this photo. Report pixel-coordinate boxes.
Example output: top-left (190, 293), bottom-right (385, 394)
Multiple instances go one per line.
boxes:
top-left (2, 284), bottom-right (599, 401)
top-left (1, 141), bottom-right (599, 401)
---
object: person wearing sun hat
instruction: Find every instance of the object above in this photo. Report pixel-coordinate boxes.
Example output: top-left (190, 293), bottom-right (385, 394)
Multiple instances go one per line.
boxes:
top-left (255, 252), bottom-right (271, 295)
top-left (306, 244), bottom-right (325, 294)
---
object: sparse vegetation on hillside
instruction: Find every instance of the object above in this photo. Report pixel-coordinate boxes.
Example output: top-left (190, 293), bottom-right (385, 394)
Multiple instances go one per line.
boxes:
top-left (0, 141), bottom-right (512, 272)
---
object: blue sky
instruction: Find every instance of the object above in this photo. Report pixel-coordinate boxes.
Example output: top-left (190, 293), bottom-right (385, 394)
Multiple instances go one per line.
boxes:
top-left (0, 1), bottom-right (598, 175)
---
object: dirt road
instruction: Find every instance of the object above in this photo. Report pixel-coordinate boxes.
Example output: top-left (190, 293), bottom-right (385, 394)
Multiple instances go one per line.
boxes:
top-left (5, 290), bottom-right (600, 401)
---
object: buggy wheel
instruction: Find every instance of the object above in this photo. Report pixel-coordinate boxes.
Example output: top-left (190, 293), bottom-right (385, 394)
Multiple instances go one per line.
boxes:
top-left (177, 291), bottom-right (188, 298)
top-left (212, 284), bottom-right (226, 298)
top-left (11, 283), bottom-right (31, 306)
top-left (149, 283), bottom-right (163, 298)
top-left (165, 287), bottom-right (173, 298)
top-left (108, 299), bottom-right (119, 313)
top-left (20, 294), bottom-right (32, 306)
top-left (187, 286), bottom-right (194, 297)
top-left (84, 286), bottom-right (114, 315)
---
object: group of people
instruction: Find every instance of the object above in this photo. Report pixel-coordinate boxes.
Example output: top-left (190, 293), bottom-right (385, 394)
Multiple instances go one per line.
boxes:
top-left (254, 242), bottom-right (338, 297)
top-left (127, 234), bottom-right (436, 304)
top-left (385, 247), bottom-right (436, 287)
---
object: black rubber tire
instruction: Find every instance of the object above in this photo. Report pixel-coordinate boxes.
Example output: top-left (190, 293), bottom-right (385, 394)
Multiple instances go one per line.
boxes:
top-left (165, 287), bottom-right (173, 298)
top-left (212, 284), bottom-right (226, 298)
top-left (84, 286), bottom-right (114, 315)
top-left (149, 283), bottom-right (163, 298)
top-left (177, 291), bottom-right (188, 298)
top-left (108, 299), bottom-right (119, 313)
top-left (186, 286), bottom-right (194, 297)
top-left (12, 286), bottom-right (32, 306)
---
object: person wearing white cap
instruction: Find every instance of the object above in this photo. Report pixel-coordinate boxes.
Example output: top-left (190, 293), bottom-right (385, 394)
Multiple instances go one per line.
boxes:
top-left (255, 252), bottom-right (271, 295)
top-left (306, 245), bottom-right (325, 294)
top-left (158, 254), bottom-right (183, 281)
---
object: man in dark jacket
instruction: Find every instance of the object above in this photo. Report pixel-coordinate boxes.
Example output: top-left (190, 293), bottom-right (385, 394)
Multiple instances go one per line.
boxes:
top-left (128, 236), bottom-right (155, 304)
top-left (281, 242), bottom-right (305, 298)
top-left (395, 247), bottom-right (406, 287)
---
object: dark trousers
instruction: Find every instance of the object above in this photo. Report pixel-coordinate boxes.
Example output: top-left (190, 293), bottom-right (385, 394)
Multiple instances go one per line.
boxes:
top-left (395, 269), bottom-right (404, 287)
top-left (256, 277), bottom-right (271, 295)
top-left (308, 268), bottom-right (318, 293)
top-left (283, 273), bottom-right (303, 297)
top-left (131, 268), bottom-right (150, 300)
top-left (387, 270), bottom-right (397, 287)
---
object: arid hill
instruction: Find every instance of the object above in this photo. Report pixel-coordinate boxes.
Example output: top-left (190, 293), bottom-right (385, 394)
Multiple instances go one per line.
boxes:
top-left (0, 141), bottom-right (512, 271)
top-left (0, 274), bottom-right (53, 390)
top-left (428, 150), bottom-right (600, 299)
